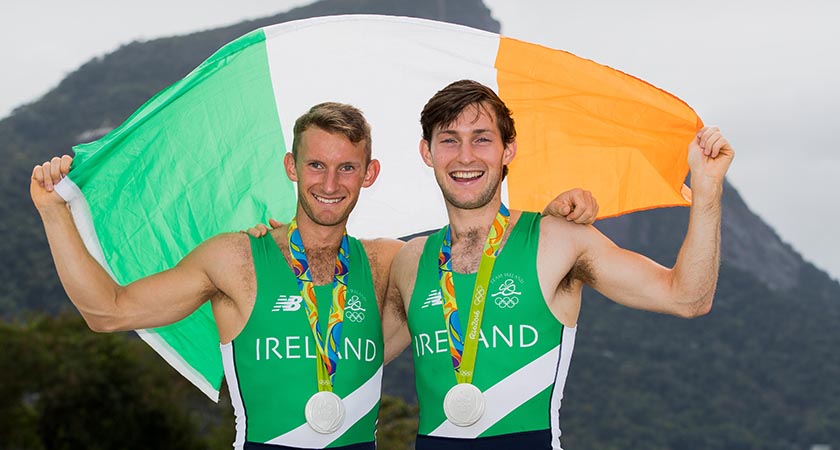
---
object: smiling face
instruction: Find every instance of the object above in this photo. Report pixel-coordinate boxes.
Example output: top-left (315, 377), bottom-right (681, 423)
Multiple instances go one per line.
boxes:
top-left (420, 103), bottom-right (516, 210)
top-left (285, 126), bottom-right (379, 227)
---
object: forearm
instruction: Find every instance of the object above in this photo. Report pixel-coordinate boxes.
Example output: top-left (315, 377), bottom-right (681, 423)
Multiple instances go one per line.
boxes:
top-left (38, 204), bottom-right (123, 329)
top-left (670, 178), bottom-right (723, 316)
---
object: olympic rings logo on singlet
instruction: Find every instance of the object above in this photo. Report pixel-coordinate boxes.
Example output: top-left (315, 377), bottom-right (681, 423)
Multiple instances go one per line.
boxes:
top-left (346, 295), bottom-right (366, 323)
top-left (491, 278), bottom-right (521, 309)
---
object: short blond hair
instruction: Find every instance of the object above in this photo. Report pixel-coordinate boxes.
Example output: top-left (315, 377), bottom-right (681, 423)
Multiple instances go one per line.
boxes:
top-left (292, 102), bottom-right (372, 163)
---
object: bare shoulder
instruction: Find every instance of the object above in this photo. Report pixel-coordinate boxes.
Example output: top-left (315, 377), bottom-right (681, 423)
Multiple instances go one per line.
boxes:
top-left (182, 232), bottom-right (255, 290)
top-left (394, 236), bottom-right (426, 268)
top-left (538, 213), bottom-right (591, 235)
top-left (191, 232), bottom-right (252, 263)
top-left (361, 236), bottom-right (404, 251)
top-left (389, 236), bottom-right (427, 310)
top-left (537, 215), bottom-right (604, 290)
top-left (538, 214), bottom-right (609, 253)
top-left (359, 238), bottom-right (405, 307)
top-left (197, 233), bottom-right (258, 343)
top-left (392, 236), bottom-right (426, 282)
top-left (360, 237), bottom-right (405, 272)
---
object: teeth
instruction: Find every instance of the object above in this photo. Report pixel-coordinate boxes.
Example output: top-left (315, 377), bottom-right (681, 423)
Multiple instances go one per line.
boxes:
top-left (313, 194), bottom-right (342, 204)
top-left (451, 171), bottom-right (483, 180)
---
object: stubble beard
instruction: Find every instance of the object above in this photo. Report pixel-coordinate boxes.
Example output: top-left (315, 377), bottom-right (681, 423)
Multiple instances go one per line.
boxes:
top-left (297, 192), bottom-right (356, 227)
top-left (437, 171), bottom-right (501, 210)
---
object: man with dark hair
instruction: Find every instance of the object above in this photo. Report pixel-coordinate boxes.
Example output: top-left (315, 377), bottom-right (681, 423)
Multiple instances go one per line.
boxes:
top-left (387, 79), bottom-right (734, 449)
top-left (419, 80), bottom-right (515, 181)
top-left (32, 99), bottom-right (598, 450)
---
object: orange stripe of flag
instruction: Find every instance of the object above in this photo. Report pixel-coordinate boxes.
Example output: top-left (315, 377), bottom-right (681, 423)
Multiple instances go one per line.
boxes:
top-left (495, 36), bottom-right (702, 218)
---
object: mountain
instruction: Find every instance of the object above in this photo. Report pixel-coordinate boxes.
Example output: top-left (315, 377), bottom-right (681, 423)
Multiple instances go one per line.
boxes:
top-left (1, 1), bottom-right (838, 449)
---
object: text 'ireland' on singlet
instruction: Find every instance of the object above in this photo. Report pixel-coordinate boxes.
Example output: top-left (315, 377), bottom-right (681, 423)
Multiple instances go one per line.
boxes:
top-left (221, 234), bottom-right (383, 450)
top-left (408, 212), bottom-right (577, 450)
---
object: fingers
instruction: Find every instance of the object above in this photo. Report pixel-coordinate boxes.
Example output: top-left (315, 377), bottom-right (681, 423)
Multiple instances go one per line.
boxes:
top-left (576, 192), bottom-right (599, 224)
top-left (42, 160), bottom-right (54, 191)
top-left (543, 188), bottom-right (598, 224)
top-left (32, 164), bottom-right (44, 186)
top-left (32, 155), bottom-right (72, 192)
top-left (566, 190), bottom-right (598, 224)
top-left (709, 134), bottom-right (730, 158)
top-left (245, 224), bottom-right (270, 238)
top-left (563, 189), bottom-right (583, 222)
top-left (60, 154), bottom-right (73, 176)
top-left (697, 126), bottom-right (730, 158)
top-left (542, 195), bottom-right (572, 217)
top-left (242, 218), bottom-right (286, 237)
top-left (49, 156), bottom-right (63, 185)
top-left (565, 202), bottom-right (583, 222)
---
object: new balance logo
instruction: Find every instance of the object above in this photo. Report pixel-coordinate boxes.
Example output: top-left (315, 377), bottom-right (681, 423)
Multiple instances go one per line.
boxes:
top-left (421, 289), bottom-right (443, 309)
top-left (346, 295), bottom-right (366, 323)
top-left (272, 295), bottom-right (303, 312)
top-left (491, 279), bottom-right (521, 309)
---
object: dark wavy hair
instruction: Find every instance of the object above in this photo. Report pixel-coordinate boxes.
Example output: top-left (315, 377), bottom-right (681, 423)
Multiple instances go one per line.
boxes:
top-left (420, 79), bottom-right (516, 146)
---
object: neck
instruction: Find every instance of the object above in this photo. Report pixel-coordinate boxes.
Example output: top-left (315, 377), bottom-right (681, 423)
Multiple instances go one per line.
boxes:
top-left (293, 208), bottom-right (347, 251)
top-left (445, 197), bottom-right (503, 245)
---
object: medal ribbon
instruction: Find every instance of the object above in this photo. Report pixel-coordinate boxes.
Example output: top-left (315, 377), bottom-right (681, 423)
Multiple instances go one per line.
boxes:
top-left (287, 218), bottom-right (350, 392)
top-left (438, 204), bottom-right (510, 384)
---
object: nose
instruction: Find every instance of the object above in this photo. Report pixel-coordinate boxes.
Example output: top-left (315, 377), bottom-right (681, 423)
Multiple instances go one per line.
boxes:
top-left (456, 142), bottom-right (478, 164)
top-left (322, 168), bottom-right (339, 193)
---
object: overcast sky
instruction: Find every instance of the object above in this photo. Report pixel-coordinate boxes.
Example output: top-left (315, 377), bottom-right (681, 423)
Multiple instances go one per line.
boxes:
top-left (1, 0), bottom-right (838, 281)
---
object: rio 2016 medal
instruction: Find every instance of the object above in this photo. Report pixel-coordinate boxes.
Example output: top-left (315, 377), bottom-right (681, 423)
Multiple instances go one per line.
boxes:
top-left (443, 383), bottom-right (485, 427)
top-left (305, 391), bottom-right (346, 434)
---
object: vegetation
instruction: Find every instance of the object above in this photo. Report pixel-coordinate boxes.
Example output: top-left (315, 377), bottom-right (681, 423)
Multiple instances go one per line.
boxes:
top-left (0, 314), bottom-right (226, 449)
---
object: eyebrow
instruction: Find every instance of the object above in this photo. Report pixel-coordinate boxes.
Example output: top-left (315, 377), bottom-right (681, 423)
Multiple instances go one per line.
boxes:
top-left (436, 128), bottom-right (495, 136)
top-left (304, 158), bottom-right (360, 166)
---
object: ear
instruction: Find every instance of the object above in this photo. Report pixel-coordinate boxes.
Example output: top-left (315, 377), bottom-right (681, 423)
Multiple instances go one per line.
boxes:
top-left (362, 159), bottom-right (381, 188)
top-left (284, 152), bottom-right (298, 182)
top-left (419, 139), bottom-right (434, 168)
top-left (502, 140), bottom-right (517, 165)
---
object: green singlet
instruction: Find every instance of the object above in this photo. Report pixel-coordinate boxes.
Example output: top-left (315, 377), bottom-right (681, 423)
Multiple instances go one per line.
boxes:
top-left (408, 212), bottom-right (577, 449)
top-left (221, 234), bottom-right (383, 450)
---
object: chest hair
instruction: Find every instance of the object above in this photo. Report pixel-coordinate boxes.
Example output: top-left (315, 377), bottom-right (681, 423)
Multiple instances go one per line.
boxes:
top-left (449, 227), bottom-right (513, 274)
top-left (277, 236), bottom-right (340, 285)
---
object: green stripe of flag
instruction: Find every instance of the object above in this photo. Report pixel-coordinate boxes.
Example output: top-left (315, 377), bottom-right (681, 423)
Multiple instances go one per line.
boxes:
top-left (65, 28), bottom-right (296, 398)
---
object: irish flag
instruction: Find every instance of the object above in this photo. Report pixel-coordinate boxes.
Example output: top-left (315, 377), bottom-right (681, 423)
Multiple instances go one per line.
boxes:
top-left (55, 14), bottom-right (701, 400)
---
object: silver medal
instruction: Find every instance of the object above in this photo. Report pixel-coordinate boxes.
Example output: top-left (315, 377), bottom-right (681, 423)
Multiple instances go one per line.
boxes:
top-left (305, 391), bottom-right (346, 434)
top-left (443, 383), bottom-right (485, 427)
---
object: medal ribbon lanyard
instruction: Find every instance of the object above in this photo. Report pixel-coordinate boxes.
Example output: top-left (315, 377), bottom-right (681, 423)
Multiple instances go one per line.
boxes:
top-left (438, 204), bottom-right (510, 384)
top-left (287, 218), bottom-right (349, 392)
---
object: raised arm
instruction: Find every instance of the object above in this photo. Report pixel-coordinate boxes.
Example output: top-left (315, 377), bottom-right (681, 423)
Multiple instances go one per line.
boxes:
top-left (541, 127), bottom-right (733, 318)
top-left (30, 156), bottom-right (232, 332)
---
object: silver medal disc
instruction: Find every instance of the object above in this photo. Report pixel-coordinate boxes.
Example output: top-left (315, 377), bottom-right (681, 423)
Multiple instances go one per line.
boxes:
top-left (443, 383), bottom-right (485, 427)
top-left (305, 391), bottom-right (346, 434)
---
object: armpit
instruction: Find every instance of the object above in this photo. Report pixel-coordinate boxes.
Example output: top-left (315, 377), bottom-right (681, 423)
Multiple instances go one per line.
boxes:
top-left (558, 257), bottom-right (595, 292)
